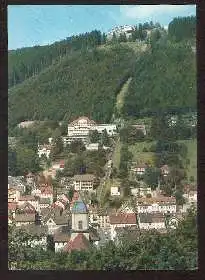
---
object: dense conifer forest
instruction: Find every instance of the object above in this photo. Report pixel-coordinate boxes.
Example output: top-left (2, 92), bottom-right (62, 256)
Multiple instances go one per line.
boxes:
top-left (8, 16), bottom-right (196, 130)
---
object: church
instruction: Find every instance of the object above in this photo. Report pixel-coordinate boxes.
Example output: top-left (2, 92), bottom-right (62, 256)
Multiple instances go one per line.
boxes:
top-left (53, 199), bottom-right (100, 253)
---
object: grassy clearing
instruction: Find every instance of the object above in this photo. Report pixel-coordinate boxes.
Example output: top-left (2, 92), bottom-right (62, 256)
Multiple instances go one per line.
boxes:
top-left (128, 141), bottom-right (156, 165)
top-left (112, 139), bottom-right (121, 169)
top-left (116, 77), bottom-right (132, 113)
top-left (178, 139), bottom-right (197, 181)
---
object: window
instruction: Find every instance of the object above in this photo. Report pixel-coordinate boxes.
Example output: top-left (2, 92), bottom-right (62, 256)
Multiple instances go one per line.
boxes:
top-left (78, 220), bottom-right (83, 230)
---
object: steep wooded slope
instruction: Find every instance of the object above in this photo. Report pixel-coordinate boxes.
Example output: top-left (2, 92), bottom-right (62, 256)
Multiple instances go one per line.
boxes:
top-left (8, 45), bottom-right (136, 127)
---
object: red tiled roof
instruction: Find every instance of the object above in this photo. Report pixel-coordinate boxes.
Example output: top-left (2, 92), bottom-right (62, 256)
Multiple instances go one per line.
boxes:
top-left (109, 213), bottom-right (136, 225)
top-left (63, 233), bottom-right (90, 252)
top-left (40, 187), bottom-right (53, 195)
top-left (8, 202), bottom-right (17, 211)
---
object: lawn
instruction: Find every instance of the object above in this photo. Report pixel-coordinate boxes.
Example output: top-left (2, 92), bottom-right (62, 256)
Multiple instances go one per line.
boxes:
top-left (128, 141), bottom-right (156, 165)
top-left (112, 139), bottom-right (121, 169)
top-left (116, 77), bottom-right (132, 114)
top-left (178, 139), bottom-right (197, 181)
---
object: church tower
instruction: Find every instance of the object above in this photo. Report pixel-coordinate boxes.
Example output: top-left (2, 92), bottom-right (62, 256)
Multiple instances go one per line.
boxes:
top-left (71, 199), bottom-right (89, 240)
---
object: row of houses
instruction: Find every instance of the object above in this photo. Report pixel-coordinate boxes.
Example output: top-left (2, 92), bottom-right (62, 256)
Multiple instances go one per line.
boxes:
top-left (130, 163), bottom-right (170, 176)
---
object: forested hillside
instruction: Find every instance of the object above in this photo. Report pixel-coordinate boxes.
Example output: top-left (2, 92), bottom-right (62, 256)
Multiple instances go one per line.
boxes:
top-left (121, 41), bottom-right (196, 118)
top-left (8, 16), bottom-right (196, 131)
top-left (8, 30), bottom-right (105, 88)
top-left (8, 45), bottom-right (135, 128)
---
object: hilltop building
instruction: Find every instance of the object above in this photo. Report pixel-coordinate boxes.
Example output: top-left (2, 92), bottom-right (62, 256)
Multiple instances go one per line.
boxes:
top-left (107, 25), bottom-right (134, 40)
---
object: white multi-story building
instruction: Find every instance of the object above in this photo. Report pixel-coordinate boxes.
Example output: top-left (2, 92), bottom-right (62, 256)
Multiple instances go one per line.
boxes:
top-left (65, 116), bottom-right (117, 145)
top-left (107, 25), bottom-right (134, 40)
top-left (131, 187), bottom-right (152, 197)
top-left (138, 212), bottom-right (166, 230)
top-left (85, 143), bottom-right (99, 151)
top-left (37, 144), bottom-right (52, 158)
top-left (73, 174), bottom-right (95, 192)
top-left (111, 187), bottom-right (121, 196)
top-left (137, 197), bottom-right (176, 214)
top-left (109, 213), bottom-right (137, 240)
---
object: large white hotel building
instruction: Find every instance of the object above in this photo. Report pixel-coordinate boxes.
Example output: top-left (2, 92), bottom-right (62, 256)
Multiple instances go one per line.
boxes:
top-left (63, 116), bottom-right (117, 146)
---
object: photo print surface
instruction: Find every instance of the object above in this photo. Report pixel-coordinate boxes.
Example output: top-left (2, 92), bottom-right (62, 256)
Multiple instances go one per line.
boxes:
top-left (8, 4), bottom-right (197, 270)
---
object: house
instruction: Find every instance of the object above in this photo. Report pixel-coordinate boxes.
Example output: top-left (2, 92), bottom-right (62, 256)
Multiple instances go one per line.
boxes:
top-left (56, 194), bottom-right (69, 204)
top-left (53, 226), bottom-right (71, 252)
top-left (17, 120), bottom-right (36, 129)
top-left (85, 143), bottom-right (99, 151)
top-left (73, 174), bottom-right (95, 191)
top-left (131, 164), bottom-right (147, 176)
top-left (31, 188), bottom-right (42, 197)
top-left (109, 213), bottom-right (137, 240)
top-left (8, 202), bottom-right (18, 219)
top-left (8, 188), bottom-right (20, 203)
top-left (91, 124), bottom-right (117, 136)
top-left (8, 176), bottom-right (26, 194)
top-left (39, 185), bottom-right (53, 203)
top-left (111, 186), bottom-right (120, 196)
top-left (42, 208), bottom-right (70, 234)
top-left (25, 172), bottom-right (36, 187)
top-left (131, 186), bottom-right (152, 197)
top-left (15, 213), bottom-right (36, 227)
top-left (39, 198), bottom-right (51, 209)
top-left (160, 165), bottom-right (170, 177)
top-left (17, 202), bottom-right (36, 214)
top-left (168, 116), bottom-right (178, 127)
top-left (51, 161), bottom-right (64, 172)
top-left (18, 195), bottom-right (39, 211)
top-left (8, 137), bottom-right (18, 148)
top-left (132, 124), bottom-right (147, 135)
top-left (88, 206), bottom-right (110, 229)
top-left (60, 177), bottom-right (73, 189)
top-left (53, 200), bottom-right (66, 210)
top-left (137, 196), bottom-right (176, 214)
top-left (138, 213), bottom-right (166, 230)
top-left (38, 144), bottom-right (52, 158)
top-left (183, 190), bottom-right (197, 204)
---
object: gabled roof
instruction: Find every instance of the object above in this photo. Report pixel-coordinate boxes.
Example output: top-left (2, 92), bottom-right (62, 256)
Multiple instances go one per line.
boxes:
top-left (73, 174), bottom-right (95, 181)
top-left (53, 226), bottom-right (71, 242)
top-left (139, 213), bottom-right (165, 223)
top-left (18, 195), bottom-right (36, 201)
top-left (109, 213), bottom-right (136, 225)
top-left (18, 202), bottom-right (36, 213)
top-left (39, 197), bottom-right (51, 204)
top-left (43, 208), bottom-right (69, 225)
top-left (8, 202), bottom-right (18, 211)
top-left (15, 213), bottom-right (36, 222)
top-left (69, 116), bottom-right (96, 126)
top-left (63, 233), bottom-right (90, 252)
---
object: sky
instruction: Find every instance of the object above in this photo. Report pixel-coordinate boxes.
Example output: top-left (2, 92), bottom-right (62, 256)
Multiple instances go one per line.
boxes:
top-left (8, 4), bottom-right (196, 50)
